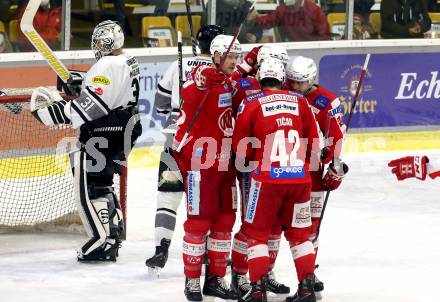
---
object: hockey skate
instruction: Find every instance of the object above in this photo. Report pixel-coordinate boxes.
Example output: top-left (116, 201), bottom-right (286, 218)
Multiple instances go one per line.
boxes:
top-left (285, 274), bottom-right (316, 302)
top-left (313, 265), bottom-right (324, 300)
top-left (184, 277), bottom-right (203, 301)
top-left (230, 270), bottom-right (252, 302)
top-left (246, 275), bottom-right (268, 302)
top-left (202, 275), bottom-right (238, 300)
top-left (267, 270), bottom-right (290, 294)
top-left (313, 265), bottom-right (324, 290)
top-left (145, 238), bottom-right (171, 277)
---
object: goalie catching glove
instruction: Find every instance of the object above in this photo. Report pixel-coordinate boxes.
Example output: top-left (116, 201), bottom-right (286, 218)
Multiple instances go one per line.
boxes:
top-left (31, 87), bottom-right (71, 127)
top-left (387, 156), bottom-right (440, 181)
top-left (322, 161), bottom-right (349, 191)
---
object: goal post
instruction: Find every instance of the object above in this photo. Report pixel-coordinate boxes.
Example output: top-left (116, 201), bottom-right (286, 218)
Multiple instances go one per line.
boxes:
top-left (0, 90), bottom-right (127, 233)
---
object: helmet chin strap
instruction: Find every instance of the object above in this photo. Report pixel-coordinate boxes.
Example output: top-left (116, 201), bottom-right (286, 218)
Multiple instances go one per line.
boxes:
top-left (303, 83), bottom-right (314, 96)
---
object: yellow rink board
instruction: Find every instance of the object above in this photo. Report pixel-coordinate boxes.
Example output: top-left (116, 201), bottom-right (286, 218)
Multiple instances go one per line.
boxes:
top-left (1, 131), bottom-right (440, 178)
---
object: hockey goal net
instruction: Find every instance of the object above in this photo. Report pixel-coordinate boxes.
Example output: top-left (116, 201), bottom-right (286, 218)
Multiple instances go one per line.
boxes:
top-left (0, 88), bottom-right (127, 232)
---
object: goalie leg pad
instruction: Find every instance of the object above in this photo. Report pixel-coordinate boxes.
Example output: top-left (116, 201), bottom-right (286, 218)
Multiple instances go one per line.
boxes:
top-left (72, 151), bottom-right (107, 255)
top-left (72, 151), bottom-right (121, 257)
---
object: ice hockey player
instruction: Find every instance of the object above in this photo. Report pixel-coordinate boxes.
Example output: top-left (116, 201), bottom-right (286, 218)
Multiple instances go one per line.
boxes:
top-left (230, 44), bottom-right (293, 300)
top-left (145, 25), bottom-right (225, 274)
top-left (285, 56), bottom-right (348, 297)
top-left (388, 156), bottom-right (440, 181)
top-left (31, 20), bottom-right (142, 261)
top-left (232, 58), bottom-right (320, 302)
top-left (173, 34), bottom-right (242, 301)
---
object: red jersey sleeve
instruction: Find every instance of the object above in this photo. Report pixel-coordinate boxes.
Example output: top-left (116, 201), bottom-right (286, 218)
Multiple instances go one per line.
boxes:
top-left (299, 98), bottom-right (321, 169)
top-left (232, 98), bottom-right (257, 162)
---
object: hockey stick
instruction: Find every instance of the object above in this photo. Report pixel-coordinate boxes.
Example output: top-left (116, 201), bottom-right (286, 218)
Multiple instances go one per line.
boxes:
top-left (185, 0), bottom-right (197, 56)
top-left (313, 53), bottom-right (371, 243)
top-left (178, 31), bottom-right (184, 92)
top-left (175, 0), bottom-right (258, 152)
top-left (20, 0), bottom-right (71, 83)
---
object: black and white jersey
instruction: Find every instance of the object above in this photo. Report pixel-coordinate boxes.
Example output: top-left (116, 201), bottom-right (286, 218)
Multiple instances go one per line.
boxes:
top-left (155, 55), bottom-right (212, 115)
top-left (70, 53), bottom-right (140, 128)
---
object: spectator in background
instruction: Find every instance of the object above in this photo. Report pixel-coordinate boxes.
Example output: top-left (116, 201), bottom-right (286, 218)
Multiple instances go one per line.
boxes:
top-left (109, 0), bottom-right (170, 36)
top-left (352, 0), bottom-right (376, 39)
top-left (380, 0), bottom-right (431, 38)
top-left (202, 0), bottom-right (262, 43)
top-left (18, 0), bottom-right (62, 51)
top-left (247, 0), bottom-right (330, 42)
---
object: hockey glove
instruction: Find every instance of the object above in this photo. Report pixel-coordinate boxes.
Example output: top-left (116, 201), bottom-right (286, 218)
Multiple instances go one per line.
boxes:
top-left (322, 161), bottom-right (349, 191)
top-left (194, 65), bottom-right (226, 91)
top-left (236, 45), bottom-right (263, 75)
top-left (320, 146), bottom-right (334, 165)
top-left (387, 156), bottom-right (428, 181)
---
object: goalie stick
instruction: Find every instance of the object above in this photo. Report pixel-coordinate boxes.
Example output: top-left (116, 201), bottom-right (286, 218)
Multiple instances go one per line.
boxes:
top-left (21, 0), bottom-right (81, 96)
top-left (313, 53), bottom-right (371, 243)
top-left (176, 0), bottom-right (258, 152)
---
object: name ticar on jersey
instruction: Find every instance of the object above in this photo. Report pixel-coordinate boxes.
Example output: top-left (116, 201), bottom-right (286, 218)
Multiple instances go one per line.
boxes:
top-left (276, 117), bottom-right (293, 127)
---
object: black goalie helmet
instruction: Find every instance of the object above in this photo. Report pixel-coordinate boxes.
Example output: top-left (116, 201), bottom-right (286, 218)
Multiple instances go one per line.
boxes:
top-left (196, 25), bottom-right (225, 55)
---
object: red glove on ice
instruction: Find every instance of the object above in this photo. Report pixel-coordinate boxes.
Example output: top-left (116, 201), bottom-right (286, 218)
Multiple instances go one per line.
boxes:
top-left (320, 146), bottom-right (334, 165)
top-left (322, 161), bottom-right (349, 191)
top-left (388, 156), bottom-right (428, 181)
top-left (194, 66), bottom-right (226, 90)
top-left (237, 45), bottom-right (262, 74)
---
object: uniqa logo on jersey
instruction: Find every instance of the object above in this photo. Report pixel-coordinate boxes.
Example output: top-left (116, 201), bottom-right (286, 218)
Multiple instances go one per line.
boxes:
top-left (218, 108), bottom-right (234, 136)
top-left (270, 166), bottom-right (305, 179)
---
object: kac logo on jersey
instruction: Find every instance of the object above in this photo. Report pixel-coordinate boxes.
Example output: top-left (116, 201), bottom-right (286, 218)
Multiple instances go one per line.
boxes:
top-left (270, 166), bottom-right (305, 179)
top-left (218, 108), bottom-right (234, 136)
top-left (218, 92), bottom-right (232, 108)
top-left (92, 76), bottom-right (110, 85)
top-left (314, 95), bottom-right (330, 110)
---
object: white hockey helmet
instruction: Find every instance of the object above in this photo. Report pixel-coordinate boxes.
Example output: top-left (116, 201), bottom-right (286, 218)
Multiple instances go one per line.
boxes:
top-left (257, 44), bottom-right (289, 66)
top-left (210, 34), bottom-right (242, 57)
top-left (91, 20), bottom-right (124, 60)
top-left (286, 56), bottom-right (317, 85)
top-left (257, 58), bottom-right (285, 83)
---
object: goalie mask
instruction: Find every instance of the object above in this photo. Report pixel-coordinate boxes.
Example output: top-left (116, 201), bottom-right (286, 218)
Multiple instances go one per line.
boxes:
top-left (91, 20), bottom-right (124, 61)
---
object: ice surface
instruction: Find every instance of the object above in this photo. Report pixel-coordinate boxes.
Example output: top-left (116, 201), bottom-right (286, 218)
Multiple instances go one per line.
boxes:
top-left (1, 150), bottom-right (440, 302)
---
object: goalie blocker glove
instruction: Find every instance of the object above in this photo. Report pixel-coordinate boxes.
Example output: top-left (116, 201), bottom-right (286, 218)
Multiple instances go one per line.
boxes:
top-left (322, 161), bottom-right (349, 191)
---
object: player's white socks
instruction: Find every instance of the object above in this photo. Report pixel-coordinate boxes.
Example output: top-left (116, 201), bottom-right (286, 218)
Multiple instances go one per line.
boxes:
top-left (154, 191), bottom-right (182, 246)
